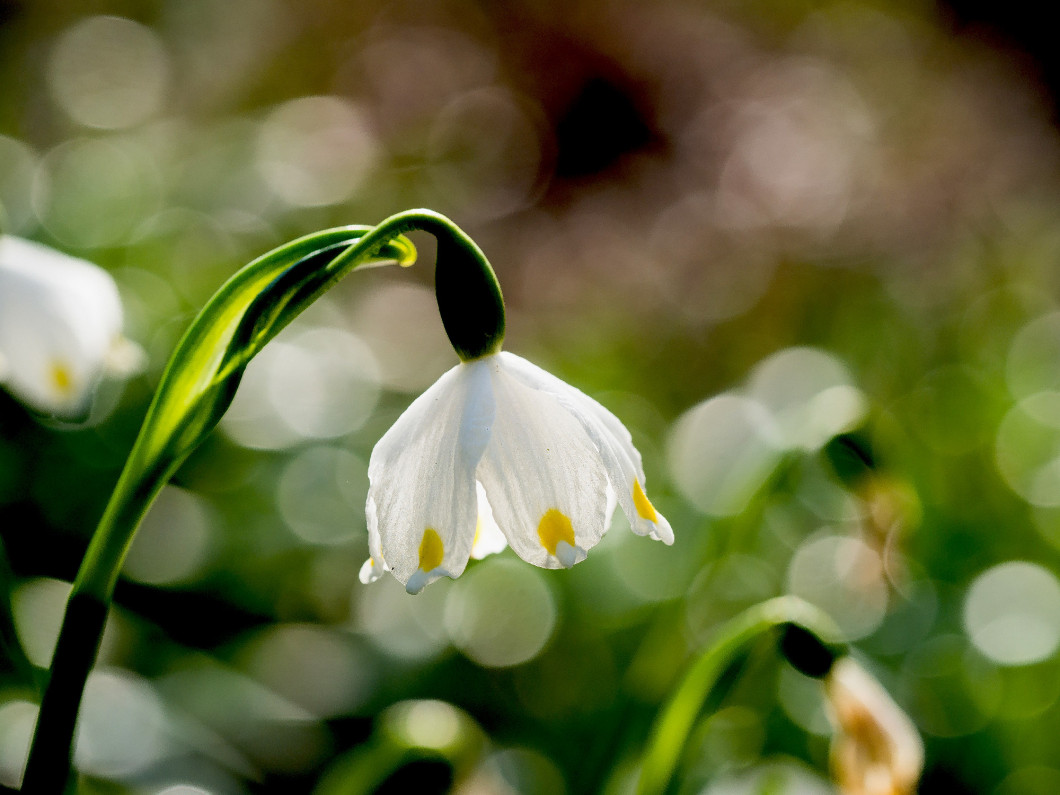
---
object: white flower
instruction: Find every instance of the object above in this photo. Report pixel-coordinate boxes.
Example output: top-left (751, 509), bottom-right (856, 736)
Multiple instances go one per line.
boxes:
top-left (0, 236), bottom-right (144, 417)
top-left (825, 657), bottom-right (924, 795)
top-left (359, 351), bottom-right (673, 594)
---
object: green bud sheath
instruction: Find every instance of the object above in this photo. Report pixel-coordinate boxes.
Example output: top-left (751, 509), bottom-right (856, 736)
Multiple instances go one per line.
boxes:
top-left (779, 622), bottom-right (844, 679)
top-left (432, 222), bottom-right (505, 361)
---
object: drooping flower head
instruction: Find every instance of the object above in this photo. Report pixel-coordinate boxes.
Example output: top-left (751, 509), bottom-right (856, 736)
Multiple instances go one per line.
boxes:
top-left (0, 236), bottom-right (144, 418)
top-left (360, 217), bottom-right (672, 593)
top-left (825, 657), bottom-right (924, 795)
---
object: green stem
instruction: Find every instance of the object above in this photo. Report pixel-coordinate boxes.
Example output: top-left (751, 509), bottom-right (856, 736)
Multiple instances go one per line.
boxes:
top-left (635, 596), bottom-right (841, 795)
top-left (20, 593), bottom-right (106, 794)
top-left (20, 209), bottom-right (495, 793)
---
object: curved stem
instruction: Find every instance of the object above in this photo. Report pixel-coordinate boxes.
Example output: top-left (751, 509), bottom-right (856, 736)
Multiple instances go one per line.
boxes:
top-left (72, 226), bottom-right (408, 604)
top-left (20, 593), bottom-right (106, 794)
top-left (636, 596), bottom-right (842, 795)
top-left (20, 209), bottom-right (494, 793)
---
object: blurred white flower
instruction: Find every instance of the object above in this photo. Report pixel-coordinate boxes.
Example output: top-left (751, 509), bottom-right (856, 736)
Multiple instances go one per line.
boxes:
top-left (0, 235), bottom-right (144, 417)
top-left (360, 351), bottom-right (673, 594)
top-left (825, 657), bottom-right (924, 795)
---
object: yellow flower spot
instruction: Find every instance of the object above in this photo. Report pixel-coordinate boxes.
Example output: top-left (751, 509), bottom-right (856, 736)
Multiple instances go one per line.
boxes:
top-left (418, 527), bottom-right (444, 571)
top-left (633, 480), bottom-right (658, 523)
top-left (537, 508), bottom-right (575, 555)
top-left (50, 360), bottom-right (74, 396)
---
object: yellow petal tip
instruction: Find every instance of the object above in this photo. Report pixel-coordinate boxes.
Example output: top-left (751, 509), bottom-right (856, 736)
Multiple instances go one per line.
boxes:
top-left (50, 359), bottom-right (74, 397)
top-left (418, 527), bottom-right (445, 572)
top-left (633, 480), bottom-right (658, 523)
top-left (538, 508), bottom-right (575, 556)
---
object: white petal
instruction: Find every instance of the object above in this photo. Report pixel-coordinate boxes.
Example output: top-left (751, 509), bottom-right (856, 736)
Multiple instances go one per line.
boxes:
top-left (498, 352), bottom-right (674, 545)
top-left (360, 494), bottom-right (387, 583)
top-left (358, 557), bottom-right (383, 584)
top-left (476, 355), bottom-right (609, 569)
top-left (470, 481), bottom-right (507, 559)
top-left (366, 359), bottom-right (494, 592)
top-left (0, 236), bottom-right (129, 416)
top-left (554, 540), bottom-right (579, 569)
top-left (104, 335), bottom-right (147, 376)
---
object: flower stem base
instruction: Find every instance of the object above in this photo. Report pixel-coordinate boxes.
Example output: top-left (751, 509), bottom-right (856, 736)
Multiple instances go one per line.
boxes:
top-left (21, 591), bottom-right (108, 794)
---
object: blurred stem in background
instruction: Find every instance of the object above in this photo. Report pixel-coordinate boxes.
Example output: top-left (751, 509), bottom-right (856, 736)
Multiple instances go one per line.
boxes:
top-left (637, 596), bottom-right (842, 795)
top-left (636, 594), bottom-right (923, 795)
top-left (19, 210), bottom-right (499, 793)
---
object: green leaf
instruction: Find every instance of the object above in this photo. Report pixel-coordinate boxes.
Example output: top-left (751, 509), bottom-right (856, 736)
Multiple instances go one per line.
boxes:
top-left (24, 209), bottom-right (497, 794)
top-left (137, 229), bottom-right (413, 493)
top-left (76, 225), bottom-right (415, 600)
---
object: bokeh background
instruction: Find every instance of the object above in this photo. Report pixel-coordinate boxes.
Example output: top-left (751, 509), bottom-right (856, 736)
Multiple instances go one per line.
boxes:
top-left (3, 0), bottom-right (1060, 792)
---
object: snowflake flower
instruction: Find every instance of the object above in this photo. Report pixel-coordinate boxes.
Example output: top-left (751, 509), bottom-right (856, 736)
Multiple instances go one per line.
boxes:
top-left (360, 350), bottom-right (673, 594)
top-left (826, 657), bottom-right (924, 795)
top-left (0, 236), bottom-right (143, 417)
